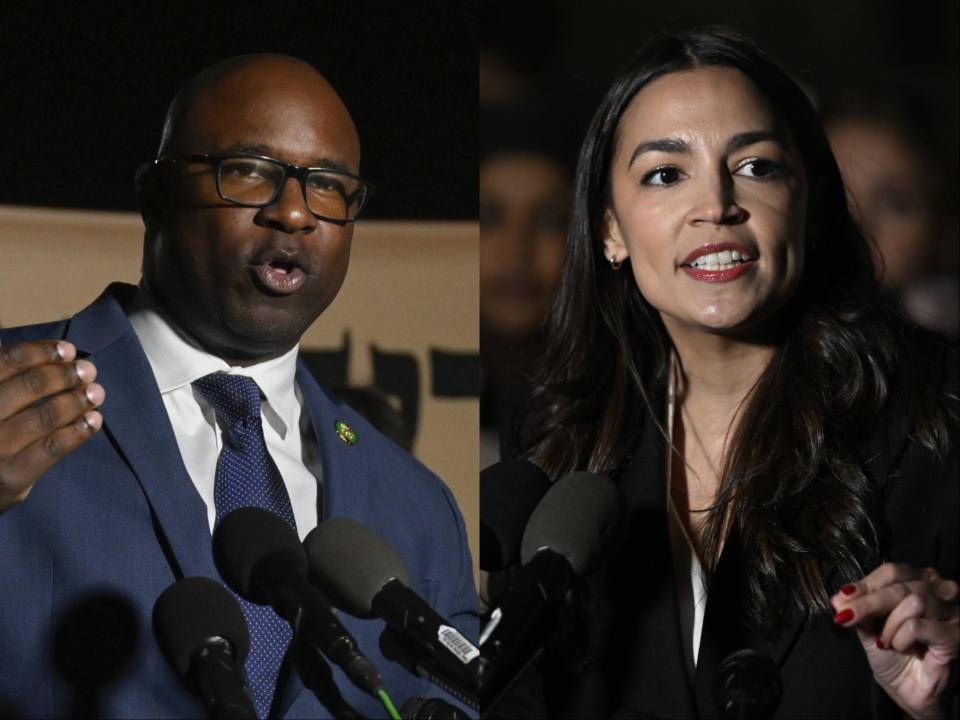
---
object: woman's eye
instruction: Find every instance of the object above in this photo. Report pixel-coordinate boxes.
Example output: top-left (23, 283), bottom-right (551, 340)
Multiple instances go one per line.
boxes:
top-left (642, 166), bottom-right (683, 186)
top-left (736, 159), bottom-right (779, 179)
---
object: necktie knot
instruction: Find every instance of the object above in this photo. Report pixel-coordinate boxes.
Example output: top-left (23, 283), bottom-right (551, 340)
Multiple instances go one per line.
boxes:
top-left (194, 373), bottom-right (263, 428)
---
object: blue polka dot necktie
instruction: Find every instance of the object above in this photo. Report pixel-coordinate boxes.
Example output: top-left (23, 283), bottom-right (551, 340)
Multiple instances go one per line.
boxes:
top-left (194, 372), bottom-right (297, 719)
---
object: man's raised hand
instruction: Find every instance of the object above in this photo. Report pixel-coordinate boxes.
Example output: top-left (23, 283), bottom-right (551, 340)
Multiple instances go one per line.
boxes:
top-left (0, 341), bottom-right (104, 514)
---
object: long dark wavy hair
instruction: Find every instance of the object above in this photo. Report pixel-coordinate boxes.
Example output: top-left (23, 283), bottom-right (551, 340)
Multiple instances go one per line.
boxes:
top-left (517, 27), bottom-right (955, 630)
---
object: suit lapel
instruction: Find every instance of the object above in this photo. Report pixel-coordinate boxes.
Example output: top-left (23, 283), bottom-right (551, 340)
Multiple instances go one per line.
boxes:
top-left (694, 529), bottom-right (807, 718)
top-left (66, 285), bottom-right (220, 581)
top-left (274, 363), bottom-right (373, 718)
top-left (296, 363), bottom-right (371, 522)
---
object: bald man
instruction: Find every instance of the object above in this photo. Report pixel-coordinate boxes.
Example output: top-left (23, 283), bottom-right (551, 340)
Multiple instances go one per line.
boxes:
top-left (0, 55), bottom-right (477, 718)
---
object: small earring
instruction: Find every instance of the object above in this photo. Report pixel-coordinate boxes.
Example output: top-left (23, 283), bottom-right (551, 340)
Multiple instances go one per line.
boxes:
top-left (608, 255), bottom-right (622, 270)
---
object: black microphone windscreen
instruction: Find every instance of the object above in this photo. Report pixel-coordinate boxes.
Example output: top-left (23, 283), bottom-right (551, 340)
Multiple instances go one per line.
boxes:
top-left (303, 518), bottom-right (410, 618)
top-left (519, 471), bottom-right (623, 574)
top-left (480, 460), bottom-right (551, 571)
top-left (212, 507), bottom-right (306, 602)
top-left (716, 648), bottom-right (783, 720)
top-left (153, 576), bottom-right (250, 677)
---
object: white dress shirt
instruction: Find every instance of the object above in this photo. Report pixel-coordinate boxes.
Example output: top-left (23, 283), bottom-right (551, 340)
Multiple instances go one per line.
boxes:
top-left (128, 289), bottom-right (322, 541)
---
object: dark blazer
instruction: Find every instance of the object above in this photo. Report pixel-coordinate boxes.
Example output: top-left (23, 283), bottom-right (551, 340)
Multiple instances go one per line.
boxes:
top-left (0, 284), bottom-right (478, 719)
top-left (491, 347), bottom-right (958, 719)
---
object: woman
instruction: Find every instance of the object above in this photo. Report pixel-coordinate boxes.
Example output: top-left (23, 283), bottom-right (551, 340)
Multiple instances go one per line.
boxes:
top-left (505, 29), bottom-right (958, 718)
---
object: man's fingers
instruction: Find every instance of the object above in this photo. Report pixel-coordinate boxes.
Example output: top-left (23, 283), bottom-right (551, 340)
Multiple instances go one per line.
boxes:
top-left (1, 384), bottom-right (105, 454)
top-left (0, 341), bottom-right (75, 383)
top-left (0, 358), bottom-right (96, 420)
top-left (0, 411), bottom-right (102, 513)
top-left (0, 341), bottom-right (103, 515)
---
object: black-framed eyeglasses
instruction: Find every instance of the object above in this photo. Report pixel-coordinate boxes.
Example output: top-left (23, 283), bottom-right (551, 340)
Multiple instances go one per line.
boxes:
top-left (151, 153), bottom-right (374, 224)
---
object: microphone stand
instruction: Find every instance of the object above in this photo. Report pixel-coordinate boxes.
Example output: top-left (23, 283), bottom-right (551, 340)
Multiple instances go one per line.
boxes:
top-left (290, 639), bottom-right (367, 720)
top-left (477, 550), bottom-right (569, 709)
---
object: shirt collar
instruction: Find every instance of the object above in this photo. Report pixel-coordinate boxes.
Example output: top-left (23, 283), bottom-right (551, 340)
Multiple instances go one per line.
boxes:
top-left (128, 287), bottom-right (301, 437)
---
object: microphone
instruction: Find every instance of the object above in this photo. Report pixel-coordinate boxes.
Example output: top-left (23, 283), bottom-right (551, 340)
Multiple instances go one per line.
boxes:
top-left (478, 471), bottom-right (624, 710)
top-left (480, 460), bottom-right (551, 572)
top-left (304, 518), bottom-right (479, 708)
top-left (153, 576), bottom-right (257, 719)
top-left (715, 649), bottom-right (783, 720)
top-left (211, 507), bottom-right (384, 698)
top-left (53, 592), bottom-right (139, 719)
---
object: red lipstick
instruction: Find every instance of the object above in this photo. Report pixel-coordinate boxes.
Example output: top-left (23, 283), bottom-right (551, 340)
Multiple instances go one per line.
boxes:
top-left (679, 241), bottom-right (757, 283)
top-left (682, 264), bottom-right (755, 283)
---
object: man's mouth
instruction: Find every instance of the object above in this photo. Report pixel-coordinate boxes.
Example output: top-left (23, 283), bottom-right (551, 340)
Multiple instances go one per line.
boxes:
top-left (251, 258), bottom-right (307, 295)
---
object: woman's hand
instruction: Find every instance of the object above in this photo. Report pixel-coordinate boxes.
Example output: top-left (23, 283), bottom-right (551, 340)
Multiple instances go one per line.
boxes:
top-left (830, 563), bottom-right (959, 718)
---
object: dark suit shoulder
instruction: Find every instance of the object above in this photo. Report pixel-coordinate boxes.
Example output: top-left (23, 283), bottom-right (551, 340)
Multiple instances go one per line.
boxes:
top-left (0, 283), bottom-right (137, 351)
top-left (0, 318), bottom-right (70, 344)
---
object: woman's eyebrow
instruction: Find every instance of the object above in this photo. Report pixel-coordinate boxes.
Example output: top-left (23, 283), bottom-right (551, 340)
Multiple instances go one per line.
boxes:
top-left (627, 130), bottom-right (784, 168)
top-left (726, 130), bottom-right (781, 152)
top-left (627, 137), bottom-right (689, 168)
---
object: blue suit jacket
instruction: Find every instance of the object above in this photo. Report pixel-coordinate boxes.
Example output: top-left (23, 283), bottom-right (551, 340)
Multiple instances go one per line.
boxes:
top-left (0, 284), bottom-right (478, 718)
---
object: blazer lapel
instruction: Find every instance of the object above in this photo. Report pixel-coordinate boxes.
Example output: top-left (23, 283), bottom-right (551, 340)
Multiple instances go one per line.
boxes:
top-left (694, 528), bottom-right (807, 718)
top-left (65, 285), bottom-right (219, 581)
top-left (607, 411), bottom-right (698, 718)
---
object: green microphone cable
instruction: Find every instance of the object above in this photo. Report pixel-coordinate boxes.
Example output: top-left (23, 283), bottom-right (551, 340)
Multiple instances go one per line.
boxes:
top-left (377, 688), bottom-right (401, 720)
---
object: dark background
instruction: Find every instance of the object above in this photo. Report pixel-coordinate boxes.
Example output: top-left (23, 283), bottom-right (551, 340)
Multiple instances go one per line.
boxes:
top-left (0, 0), bottom-right (477, 220)
top-left (2, 2), bottom-right (956, 224)
top-left (481, 0), bottom-right (958, 243)
top-left (484, 0), bottom-right (958, 96)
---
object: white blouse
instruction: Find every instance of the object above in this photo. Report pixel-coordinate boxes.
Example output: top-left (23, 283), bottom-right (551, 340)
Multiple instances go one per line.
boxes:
top-left (666, 365), bottom-right (708, 683)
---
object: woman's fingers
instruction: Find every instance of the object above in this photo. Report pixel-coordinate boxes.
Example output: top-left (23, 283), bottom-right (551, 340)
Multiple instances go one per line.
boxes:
top-left (887, 614), bottom-right (960, 658)
top-left (877, 590), bottom-right (959, 651)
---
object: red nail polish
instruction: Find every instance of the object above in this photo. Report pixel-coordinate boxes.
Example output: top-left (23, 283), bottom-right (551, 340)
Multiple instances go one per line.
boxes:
top-left (833, 608), bottom-right (854, 625)
top-left (875, 636), bottom-right (885, 649)
top-left (840, 584), bottom-right (857, 596)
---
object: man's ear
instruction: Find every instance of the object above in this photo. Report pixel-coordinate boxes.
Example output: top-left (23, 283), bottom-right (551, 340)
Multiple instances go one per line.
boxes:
top-left (135, 162), bottom-right (166, 227)
top-left (601, 207), bottom-right (629, 264)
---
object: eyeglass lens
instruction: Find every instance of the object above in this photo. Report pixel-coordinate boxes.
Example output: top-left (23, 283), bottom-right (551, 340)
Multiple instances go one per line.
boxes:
top-left (217, 157), bottom-right (365, 221)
